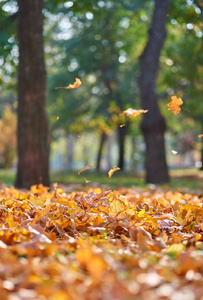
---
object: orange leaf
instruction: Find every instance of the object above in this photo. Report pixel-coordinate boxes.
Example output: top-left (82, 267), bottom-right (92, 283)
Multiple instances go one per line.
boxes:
top-left (84, 178), bottom-right (91, 183)
top-left (55, 78), bottom-right (82, 89)
top-left (123, 108), bottom-right (148, 117)
top-left (120, 124), bottom-right (126, 128)
top-left (78, 164), bottom-right (95, 175)
top-left (108, 166), bottom-right (120, 178)
top-left (198, 134), bottom-right (203, 138)
top-left (167, 96), bottom-right (183, 115)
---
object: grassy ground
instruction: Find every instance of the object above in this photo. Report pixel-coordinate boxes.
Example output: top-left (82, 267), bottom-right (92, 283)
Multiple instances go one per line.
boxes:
top-left (0, 168), bottom-right (202, 191)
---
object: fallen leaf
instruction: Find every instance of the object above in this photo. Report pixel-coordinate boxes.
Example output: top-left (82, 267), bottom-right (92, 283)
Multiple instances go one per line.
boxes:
top-left (167, 96), bottom-right (183, 115)
top-left (120, 124), bottom-right (126, 128)
top-left (56, 116), bottom-right (59, 120)
top-left (123, 108), bottom-right (149, 117)
top-left (108, 166), bottom-right (120, 178)
top-left (77, 135), bottom-right (81, 138)
top-left (198, 134), bottom-right (203, 138)
top-left (78, 164), bottom-right (95, 175)
top-left (55, 78), bottom-right (82, 89)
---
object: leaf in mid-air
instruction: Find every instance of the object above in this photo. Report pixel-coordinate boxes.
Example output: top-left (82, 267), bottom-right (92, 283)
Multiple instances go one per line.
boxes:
top-left (108, 166), bottom-right (120, 178)
top-left (167, 96), bottom-right (183, 115)
top-left (55, 78), bottom-right (82, 89)
top-left (84, 178), bottom-right (91, 183)
top-left (78, 164), bottom-right (95, 175)
top-left (123, 108), bottom-right (148, 117)
top-left (171, 150), bottom-right (178, 155)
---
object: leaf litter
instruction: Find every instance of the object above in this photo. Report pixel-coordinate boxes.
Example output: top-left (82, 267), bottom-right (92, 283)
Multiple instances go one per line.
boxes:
top-left (0, 184), bottom-right (203, 299)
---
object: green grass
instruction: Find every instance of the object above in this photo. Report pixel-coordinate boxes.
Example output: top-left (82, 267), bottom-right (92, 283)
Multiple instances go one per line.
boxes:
top-left (0, 169), bottom-right (16, 186)
top-left (0, 168), bottom-right (202, 191)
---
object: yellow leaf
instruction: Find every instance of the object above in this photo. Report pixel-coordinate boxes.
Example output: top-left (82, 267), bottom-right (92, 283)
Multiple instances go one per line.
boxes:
top-left (165, 243), bottom-right (185, 254)
top-left (108, 166), bottom-right (120, 178)
top-left (138, 209), bottom-right (145, 218)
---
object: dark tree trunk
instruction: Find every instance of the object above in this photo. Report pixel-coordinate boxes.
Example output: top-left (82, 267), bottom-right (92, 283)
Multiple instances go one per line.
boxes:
top-left (139, 0), bottom-right (169, 184)
top-left (15, 0), bottom-right (49, 188)
top-left (118, 124), bottom-right (129, 170)
top-left (96, 133), bottom-right (107, 171)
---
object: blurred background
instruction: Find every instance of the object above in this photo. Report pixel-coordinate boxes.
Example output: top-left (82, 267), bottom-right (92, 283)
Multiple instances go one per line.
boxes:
top-left (0, 0), bottom-right (202, 187)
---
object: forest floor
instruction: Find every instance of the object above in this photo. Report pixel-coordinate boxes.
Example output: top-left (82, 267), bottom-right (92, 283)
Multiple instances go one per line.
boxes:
top-left (0, 168), bottom-right (203, 299)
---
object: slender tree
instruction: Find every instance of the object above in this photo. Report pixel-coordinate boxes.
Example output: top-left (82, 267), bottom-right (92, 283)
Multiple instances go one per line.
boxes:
top-left (139, 0), bottom-right (170, 184)
top-left (15, 0), bottom-right (49, 188)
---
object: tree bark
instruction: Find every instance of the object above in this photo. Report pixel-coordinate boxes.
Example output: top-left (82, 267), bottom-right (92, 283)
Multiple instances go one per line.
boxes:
top-left (118, 123), bottom-right (128, 170)
top-left (106, 135), bottom-right (112, 170)
top-left (15, 0), bottom-right (49, 188)
top-left (66, 134), bottom-right (74, 169)
top-left (139, 0), bottom-right (169, 184)
top-left (96, 133), bottom-right (107, 171)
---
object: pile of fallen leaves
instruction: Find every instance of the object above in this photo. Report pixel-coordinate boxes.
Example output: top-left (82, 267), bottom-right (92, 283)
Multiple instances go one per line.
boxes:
top-left (0, 184), bottom-right (203, 300)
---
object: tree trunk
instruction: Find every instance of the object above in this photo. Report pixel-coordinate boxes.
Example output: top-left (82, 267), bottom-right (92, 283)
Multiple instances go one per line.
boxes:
top-left (96, 133), bottom-right (107, 171)
top-left (139, 0), bottom-right (169, 184)
top-left (131, 136), bottom-right (137, 171)
top-left (106, 135), bottom-right (112, 170)
top-left (66, 134), bottom-right (74, 169)
top-left (15, 0), bottom-right (49, 188)
top-left (118, 123), bottom-right (128, 170)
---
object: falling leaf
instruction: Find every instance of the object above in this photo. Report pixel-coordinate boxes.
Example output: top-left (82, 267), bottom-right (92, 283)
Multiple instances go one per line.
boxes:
top-left (84, 178), bottom-right (91, 183)
top-left (171, 150), bottom-right (178, 155)
top-left (198, 134), bottom-right (203, 138)
top-left (78, 164), bottom-right (95, 175)
top-left (55, 78), bottom-right (82, 89)
top-left (120, 124), bottom-right (126, 128)
top-left (108, 166), bottom-right (120, 178)
top-left (56, 116), bottom-right (59, 120)
top-left (167, 96), bottom-right (183, 115)
top-left (123, 108), bottom-right (148, 117)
